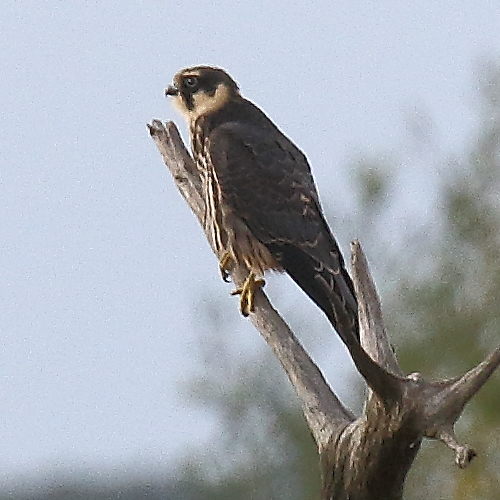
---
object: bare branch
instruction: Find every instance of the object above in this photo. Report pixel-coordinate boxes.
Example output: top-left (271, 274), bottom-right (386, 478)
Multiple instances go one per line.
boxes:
top-left (442, 345), bottom-right (500, 412)
top-left (351, 240), bottom-right (402, 377)
top-left (340, 242), bottom-right (403, 404)
top-left (435, 427), bottom-right (477, 468)
top-left (148, 120), bottom-right (204, 222)
top-left (416, 345), bottom-right (500, 466)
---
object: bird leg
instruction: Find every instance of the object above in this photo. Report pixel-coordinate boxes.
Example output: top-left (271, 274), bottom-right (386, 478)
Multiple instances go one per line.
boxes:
top-left (219, 252), bottom-right (234, 282)
top-left (231, 272), bottom-right (266, 316)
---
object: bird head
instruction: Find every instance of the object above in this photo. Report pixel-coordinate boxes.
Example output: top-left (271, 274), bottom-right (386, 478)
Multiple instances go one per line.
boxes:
top-left (165, 66), bottom-right (240, 120)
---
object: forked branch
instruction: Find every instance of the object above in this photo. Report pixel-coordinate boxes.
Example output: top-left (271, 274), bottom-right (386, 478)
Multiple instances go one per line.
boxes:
top-left (149, 119), bottom-right (500, 500)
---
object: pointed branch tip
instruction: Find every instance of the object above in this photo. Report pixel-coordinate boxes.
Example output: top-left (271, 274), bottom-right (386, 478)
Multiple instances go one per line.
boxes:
top-left (436, 428), bottom-right (477, 469)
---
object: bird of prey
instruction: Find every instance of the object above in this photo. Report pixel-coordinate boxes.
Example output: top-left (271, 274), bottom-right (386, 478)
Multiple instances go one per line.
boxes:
top-left (165, 66), bottom-right (359, 344)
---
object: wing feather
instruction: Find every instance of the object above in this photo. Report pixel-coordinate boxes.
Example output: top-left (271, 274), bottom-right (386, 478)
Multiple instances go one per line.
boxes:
top-left (208, 120), bottom-right (358, 341)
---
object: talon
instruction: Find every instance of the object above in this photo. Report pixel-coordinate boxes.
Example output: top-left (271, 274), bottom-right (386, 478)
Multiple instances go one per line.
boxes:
top-left (219, 252), bottom-right (233, 282)
top-left (231, 272), bottom-right (266, 316)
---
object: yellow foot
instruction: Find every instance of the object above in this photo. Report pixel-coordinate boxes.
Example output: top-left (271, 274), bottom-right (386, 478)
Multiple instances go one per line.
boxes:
top-left (231, 272), bottom-right (266, 316)
top-left (219, 252), bottom-right (233, 283)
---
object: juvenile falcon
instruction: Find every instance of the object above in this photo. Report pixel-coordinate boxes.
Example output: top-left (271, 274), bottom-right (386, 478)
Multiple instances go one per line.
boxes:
top-left (165, 66), bottom-right (359, 344)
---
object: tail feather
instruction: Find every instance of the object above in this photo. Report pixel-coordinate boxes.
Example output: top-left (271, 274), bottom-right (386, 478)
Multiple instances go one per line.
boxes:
top-left (268, 244), bottom-right (359, 345)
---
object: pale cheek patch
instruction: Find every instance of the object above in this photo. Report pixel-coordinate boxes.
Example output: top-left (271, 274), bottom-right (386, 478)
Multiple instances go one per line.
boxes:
top-left (169, 84), bottom-right (232, 121)
top-left (190, 85), bottom-right (231, 119)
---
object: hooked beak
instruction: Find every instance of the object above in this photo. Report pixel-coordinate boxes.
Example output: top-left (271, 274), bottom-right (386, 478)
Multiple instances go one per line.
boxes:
top-left (165, 84), bottom-right (179, 97)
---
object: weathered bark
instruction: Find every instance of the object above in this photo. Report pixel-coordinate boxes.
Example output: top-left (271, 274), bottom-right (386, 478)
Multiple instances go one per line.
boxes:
top-left (148, 119), bottom-right (500, 500)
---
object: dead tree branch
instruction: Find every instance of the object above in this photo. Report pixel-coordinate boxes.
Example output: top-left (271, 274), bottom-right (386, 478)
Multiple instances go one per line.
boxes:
top-left (149, 119), bottom-right (500, 500)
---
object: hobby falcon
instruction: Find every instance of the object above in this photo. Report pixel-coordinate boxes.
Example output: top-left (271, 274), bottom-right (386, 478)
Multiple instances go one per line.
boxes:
top-left (165, 66), bottom-right (359, 344)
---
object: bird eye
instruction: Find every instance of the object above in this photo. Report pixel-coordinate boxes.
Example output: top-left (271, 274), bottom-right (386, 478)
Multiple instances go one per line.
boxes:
top-left (184, 76), bottom-right (199, 89)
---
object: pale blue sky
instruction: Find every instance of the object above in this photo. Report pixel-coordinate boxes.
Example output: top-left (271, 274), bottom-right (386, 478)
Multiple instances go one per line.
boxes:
top-left (1, 0), bottom-right (499, 489)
